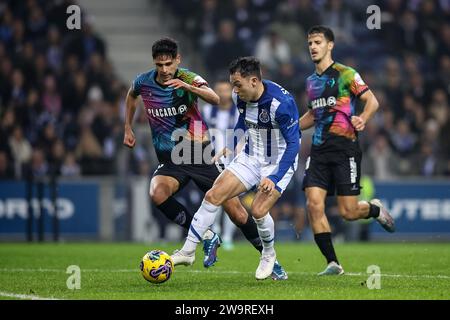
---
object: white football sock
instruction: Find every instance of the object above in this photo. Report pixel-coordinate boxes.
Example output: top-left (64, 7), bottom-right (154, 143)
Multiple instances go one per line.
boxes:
top-left (254, 214), bottom-right (275, 256)
top-left (181, 200), bottom-right (221, 254)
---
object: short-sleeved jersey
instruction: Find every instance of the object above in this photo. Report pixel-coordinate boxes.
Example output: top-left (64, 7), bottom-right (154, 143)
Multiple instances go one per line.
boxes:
top-left (232, 80), bottom-right (301, 185)
top-left (131, 68), bottom-right (210, 163)
top-left (306, 62), bottom-right (369, 151)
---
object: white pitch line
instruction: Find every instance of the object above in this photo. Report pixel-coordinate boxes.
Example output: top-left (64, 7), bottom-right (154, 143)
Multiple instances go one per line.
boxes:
top-left (1, 268), bottom-right (450, 279)
top-left (0, 291), bottom-right (60, 300)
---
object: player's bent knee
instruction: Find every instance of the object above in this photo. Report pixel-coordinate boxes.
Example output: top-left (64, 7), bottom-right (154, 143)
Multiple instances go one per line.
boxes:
top-left (149, 187), bottom-right (171, 206)
top-left (306, 200), bottom-right (324, 218)
top-left (251, 204), bottom-right (267, 219)
top-left (205, 189), bottom-right (224, 207)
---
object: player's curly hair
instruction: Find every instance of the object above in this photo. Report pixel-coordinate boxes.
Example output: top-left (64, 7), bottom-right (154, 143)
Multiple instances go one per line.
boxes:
top-left (308, 25), bottom-right (335, 42)
top-left (152, 38), bottom-right (178, 59)
top-left (228, 56), bottom-right (262, 80)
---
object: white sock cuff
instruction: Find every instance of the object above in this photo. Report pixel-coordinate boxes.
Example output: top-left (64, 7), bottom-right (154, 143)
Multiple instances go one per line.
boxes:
top-left (253, 214), bottom-right (272, 225)
top-left (202, 200), bottom-right (220, 213)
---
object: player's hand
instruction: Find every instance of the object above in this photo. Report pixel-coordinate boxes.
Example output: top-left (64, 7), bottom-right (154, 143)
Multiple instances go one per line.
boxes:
top-left (211, 148), bottom-right (233, 164)
top-left (258, 177), bottom-right (275, 195)
top-left (351, 116), bottom-right (366, 131)
top-left (123, 127), bottom-right (136, 148)
top-left (164, 79), bottom-right (191, 91)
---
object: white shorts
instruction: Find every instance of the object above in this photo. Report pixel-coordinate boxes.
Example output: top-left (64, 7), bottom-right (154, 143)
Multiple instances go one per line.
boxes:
top-left (226, 152), bottom-right (297, 194)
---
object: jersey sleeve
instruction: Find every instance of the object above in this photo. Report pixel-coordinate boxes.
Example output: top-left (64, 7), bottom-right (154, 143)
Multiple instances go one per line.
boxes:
top-left (348, 69), bottom-right (369, 98)
top-left (178, 70), bottom-right (209, 88)
top-left (267, 99), bottom-right (300, 186)
top-left (130, 73), bottom-right (145, 97)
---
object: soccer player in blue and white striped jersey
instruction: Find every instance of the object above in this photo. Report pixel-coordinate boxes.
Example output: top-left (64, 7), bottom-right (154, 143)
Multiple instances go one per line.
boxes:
top-left (172, 57), bottom-right (301, 280)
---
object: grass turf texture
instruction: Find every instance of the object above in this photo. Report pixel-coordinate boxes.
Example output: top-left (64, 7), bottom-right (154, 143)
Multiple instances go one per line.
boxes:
top-left (0, 242), bottom-right (449, 300)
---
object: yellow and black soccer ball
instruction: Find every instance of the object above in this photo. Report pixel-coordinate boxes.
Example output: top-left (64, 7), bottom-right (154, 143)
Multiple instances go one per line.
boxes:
top-left (140, 250), bottom-right (174, 284)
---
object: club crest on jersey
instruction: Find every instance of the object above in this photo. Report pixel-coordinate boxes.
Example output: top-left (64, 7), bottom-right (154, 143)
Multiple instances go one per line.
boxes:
top-left (259, 109), bottom-right (270, 123)
top-left (176, 89), bottom-right (184, 97)
top-left (327, 78), bottom-right (336, 88)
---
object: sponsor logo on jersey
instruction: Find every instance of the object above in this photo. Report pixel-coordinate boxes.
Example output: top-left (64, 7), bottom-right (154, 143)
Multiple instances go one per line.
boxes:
top-left (311, 96), bottom-right (337, 109)
top-left (147, 104), bottom-right (188, 118)
top-left (245, 120), bottom-right (265, 129)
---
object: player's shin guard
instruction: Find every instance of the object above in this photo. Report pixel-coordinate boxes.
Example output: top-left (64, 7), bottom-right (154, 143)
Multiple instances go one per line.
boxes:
top-left (156, 196), bottom-right (193, 229)
top-left (239, 215), bottom-right (263, 253)
top-left (254, 214), bottom-right (275, 256)
top-left (182, 200), bottom-right (221, 254)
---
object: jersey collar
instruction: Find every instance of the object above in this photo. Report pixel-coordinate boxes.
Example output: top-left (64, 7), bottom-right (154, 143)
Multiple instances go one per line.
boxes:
top-left (315, 61), bottom-right (335, 77)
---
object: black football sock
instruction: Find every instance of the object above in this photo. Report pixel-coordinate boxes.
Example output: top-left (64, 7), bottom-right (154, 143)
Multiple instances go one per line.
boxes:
top-left (237, 215), bottom-right (263, 253)
top-left (366, 202), bottom-right (380, 219)
top-left (314, 232), bottom-right (339, 265)
top-left (156, 196), bottom-right (193, 230)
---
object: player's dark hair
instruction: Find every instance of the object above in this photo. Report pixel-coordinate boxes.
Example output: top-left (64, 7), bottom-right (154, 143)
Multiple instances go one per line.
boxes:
top-left (228, 56), bottom-right (262, 80)
top-left (152, 38), bottom-right (178, 59)
top-left (308, 25), bottom-right (335, 42)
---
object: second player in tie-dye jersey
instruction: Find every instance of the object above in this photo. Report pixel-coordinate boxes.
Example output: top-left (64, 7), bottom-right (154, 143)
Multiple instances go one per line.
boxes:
top-left (299, 26), bottom-right (395, 277)
top-left (306, 62), bottom-right (369, 151)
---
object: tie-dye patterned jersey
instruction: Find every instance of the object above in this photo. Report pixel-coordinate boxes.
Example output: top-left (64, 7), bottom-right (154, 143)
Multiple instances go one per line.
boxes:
top-left (306, 62), bottom-right (369, 151)
top-left (131, 68), bottom-right (210, 163)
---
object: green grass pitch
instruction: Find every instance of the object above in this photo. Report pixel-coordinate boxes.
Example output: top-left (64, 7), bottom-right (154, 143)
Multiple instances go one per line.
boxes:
top-left (0, 242), bottom-right (449, 300)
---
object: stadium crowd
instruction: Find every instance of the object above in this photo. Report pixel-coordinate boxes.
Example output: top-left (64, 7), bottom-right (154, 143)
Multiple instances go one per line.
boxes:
top-left (0, 0), bottom-right (126, 179)
top-left (1, 0), bottom-right (449, 183)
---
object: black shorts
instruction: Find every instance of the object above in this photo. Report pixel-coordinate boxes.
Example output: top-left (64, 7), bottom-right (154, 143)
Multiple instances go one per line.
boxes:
top-left (153, 162), bottom-right (225, 193)
top-left (302, 146), bottom-right (362, 196)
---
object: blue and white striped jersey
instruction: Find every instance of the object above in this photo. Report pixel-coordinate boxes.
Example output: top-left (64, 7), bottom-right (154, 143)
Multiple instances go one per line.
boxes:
top-left (232, 80), bottom-right (301, 185)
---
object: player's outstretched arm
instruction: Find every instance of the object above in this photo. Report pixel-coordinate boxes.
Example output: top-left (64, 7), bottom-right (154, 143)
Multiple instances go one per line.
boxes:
top-left (351, 90), bottom-right (379, 132)
top-left (123, 87), bottom-right (137, 148)
top-left (164, 79), bottom-right (220, 105)
top-left (299, 109), bottom-right (315, 130)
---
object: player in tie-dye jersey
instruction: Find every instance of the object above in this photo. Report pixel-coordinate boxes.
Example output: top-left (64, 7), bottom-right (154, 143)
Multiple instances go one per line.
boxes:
top-left (123, 38), bottom-right (287, 279)
top-left (299, 26), bottom-right (395, 276)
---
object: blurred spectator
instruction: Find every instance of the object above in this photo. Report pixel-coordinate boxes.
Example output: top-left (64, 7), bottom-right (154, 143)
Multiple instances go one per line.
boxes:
top-left (65, 21), bottom-right (105, 63)
top-left (366, 134), bottom-right (399, 180)
top-left (320, 0), bottom-right (355, 45)
top-left (8, 126), bottom-right (32, 179)
top-left (46, 26), bottom-right (63, 72)
top-left (41, 74), bottom-right (62, 118)
top-left (206, 19), bottom-right (247, 77)
top-left (269, 5), bottom-right (307, 61)
top-left (390, 119), bottom-right (417, 156)
top-left (30, 148), bottom-right (48, 178)
top-left (0, 150), bottom-right (14, 180)
top-left (412, 142), bottom-right (446, 176)
top-left (60, 152), bottom-right (81, 177)
top-left (294, 0), bottom-right (321, 32)
top-left (255, 28), bottom-right (291, 74)
top-left (436, 23), bottom-right (450, 59)
top-left (397, 11), bottom-right (427, 55)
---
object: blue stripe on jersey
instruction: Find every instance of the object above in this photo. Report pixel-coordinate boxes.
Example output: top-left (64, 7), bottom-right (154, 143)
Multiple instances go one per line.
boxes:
top-left (268, 98), bottom-right (300, 185)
